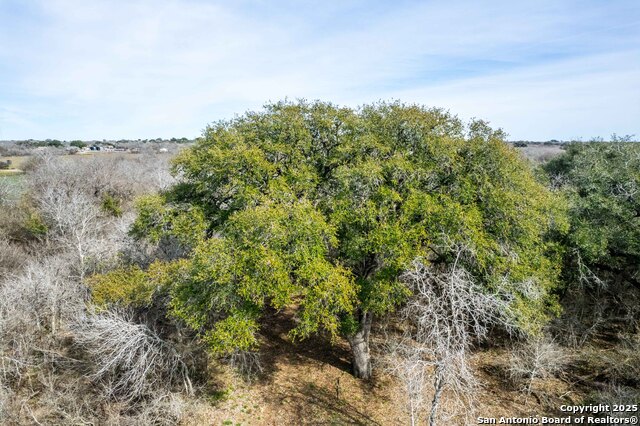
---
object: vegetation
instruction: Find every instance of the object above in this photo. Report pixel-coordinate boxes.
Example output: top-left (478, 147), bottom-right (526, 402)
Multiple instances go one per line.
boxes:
top-left (545, 142), bottom-right (639, 291)
top-left (0, 106), bottom-right (637, 425)
top-left (123, 101), bottom-right (567, 381)
top-left (544, 142), bottom-right (640, 338)
top-left (69, 140), bottom-right (87, 149)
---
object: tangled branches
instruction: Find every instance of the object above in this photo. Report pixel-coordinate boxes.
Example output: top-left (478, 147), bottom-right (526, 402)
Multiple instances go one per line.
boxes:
top-left (72, 310), bottom-right (192, 404)
top-left (391, 251), bottom-right (512, 425)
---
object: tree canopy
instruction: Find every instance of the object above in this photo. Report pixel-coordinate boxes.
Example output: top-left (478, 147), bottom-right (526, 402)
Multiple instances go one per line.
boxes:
top-left (99, 101), bottom-right (567, 378)
top-left (544, 142), bottom-right (640, 302)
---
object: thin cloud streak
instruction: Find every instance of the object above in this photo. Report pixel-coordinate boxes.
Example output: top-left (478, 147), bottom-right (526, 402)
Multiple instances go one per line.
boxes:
top-left (0, 0), bottom-right (638, 140)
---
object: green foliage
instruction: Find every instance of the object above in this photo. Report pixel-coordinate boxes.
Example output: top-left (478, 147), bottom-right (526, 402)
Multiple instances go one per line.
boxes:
top-left (100, 193), bottom-right (123, 217)
top-left (17, 139), bottom-right (63, 148)
top-left (127, 100), bottom-right (565, 354)
top-left (70, 140), bottom-right (87, 149)
top-left (88, 265), bottom-right (155, 308)
top-left (544, 142), bottom-right (640, 289)
top-left (203, 308), bottom-right (261, 354)
top-left (22, 209), bottom-right (48, 238)
top-left (87, 260), bottom-right (182, 308)
top-left (130, 194), bottom-right (207, 250)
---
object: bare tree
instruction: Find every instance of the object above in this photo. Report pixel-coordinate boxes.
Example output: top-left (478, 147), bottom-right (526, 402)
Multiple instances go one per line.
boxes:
top-left (0, 178), bottom-right (19, 206)
top-left (0, 255), bottom-right (86, 398)
top-left (38, 185), bottom-right (109, 277)
top-left (0, 385), bottom-right (8, 423)
top-left (383, 339), bottom-right (430, 426)
top-left (0, 237), bottom-right (27, 277)
top-left (27, 155), bottom-right (143, 278)
top-left (393, 249), bottom-right (512, 425)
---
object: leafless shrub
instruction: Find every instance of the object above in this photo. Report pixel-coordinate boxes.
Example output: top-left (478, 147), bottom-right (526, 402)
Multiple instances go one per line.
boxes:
top-left (0, 237), bottom-right (28, 276)
top-left (98, 392), bottom-right (187, 426)
top-left (226, 350), bottom-right (263, 382)
top-left (7, 365), bottom-right (99, 425)
top-left (552, 249), bottom-right (640, 348)
top-left (0, 256), bottom-right (85, 381)
top-left (26, 156), bottom-right (146, 277)
top-left (38, 186), bottom-right (113, 277)
top-left (517, 145), bottom-right (564, 163)
top-left (115, 392), bottom-right (187, 425)
top-left (0, 384), bottom-right (9, 423)
top-left (574, 250), bottom-right (606, 290)
top-left (0, 257), bottom-right (89, 423)
top-left (595, 332), bottom-right (640, 384)
top-left (587, 384), bottom-right (640, 420)
top-left (553, 306), bottom-right (605, 349)
top-left (20, 153), bottom-right (46, 172)
top-left (12, 153), bottom-right (175, 275)
top-left (125, 153), bottom-right (176, 193)
top-left (566, 322), bottom-right (599, 349)
top-left (28, 152), bottom-right (174, 207)
top-left (0, 151), bottom-right (186, 423)
top-left (72, 309), bottom-right (192, 404)
top-left (392, 250), bottom-right (512, 426)
top-left (508, 337), bottom-right (568, 393)
top-left (0, 141), bottom-right (31, 156)
top-left (0, 178), bottom-right (20, 206)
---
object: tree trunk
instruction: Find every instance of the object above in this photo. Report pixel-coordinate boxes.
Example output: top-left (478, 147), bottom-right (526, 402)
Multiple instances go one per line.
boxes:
top-left (347, 311), bottom-right (373, 379)
top-left (429, 369), bottom-right (444, 426)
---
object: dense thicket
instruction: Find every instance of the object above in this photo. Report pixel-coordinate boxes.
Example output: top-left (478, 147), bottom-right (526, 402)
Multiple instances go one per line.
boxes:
top-left (544, 142), bottom-right (640, 331)
top-left (2, 112), bottom-right (639, 425)
top-left (0, 154), bottom-right (188, 424)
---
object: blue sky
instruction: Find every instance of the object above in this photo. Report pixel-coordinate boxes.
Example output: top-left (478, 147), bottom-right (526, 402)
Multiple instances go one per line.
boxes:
top-left (0, 0), bottom-right (638, 140)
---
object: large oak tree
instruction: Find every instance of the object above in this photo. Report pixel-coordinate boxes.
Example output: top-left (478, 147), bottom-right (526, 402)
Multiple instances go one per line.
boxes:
top-left (113, 101), bottom-right (565, 379)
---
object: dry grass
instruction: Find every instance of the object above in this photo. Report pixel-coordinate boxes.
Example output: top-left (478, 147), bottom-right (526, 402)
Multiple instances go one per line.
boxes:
top-left (0, 169), bottom-right (24, 176)
top-left (0, 156), bottom-right (30, 170)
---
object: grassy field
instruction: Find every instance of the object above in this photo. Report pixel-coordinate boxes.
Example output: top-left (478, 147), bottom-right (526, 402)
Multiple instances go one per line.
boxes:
top-left (2, 145), bottom-right (563, 169)
top-left (0, 155), bottom-right (28, 177)
top-left (0, 155), bottom-right (30, 170)
top-left (0, 169), bottom-right (24, 176)
top-left (0, 173), bottom-right (26, 202)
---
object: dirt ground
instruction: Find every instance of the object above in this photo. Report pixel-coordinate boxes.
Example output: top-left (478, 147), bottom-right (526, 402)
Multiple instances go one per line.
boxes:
top-left (182, 310), bottom-right (587, 425)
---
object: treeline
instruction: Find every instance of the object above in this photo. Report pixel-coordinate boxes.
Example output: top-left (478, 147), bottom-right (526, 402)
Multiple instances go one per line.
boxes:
top-left (0, 138), bottom-right (196, 157)
top-left (511, 134), bottom-right (638, 147)
top-left (0, 101), bottom-right (638, 425)
top-left (3, 137), bottom-right (195, 146)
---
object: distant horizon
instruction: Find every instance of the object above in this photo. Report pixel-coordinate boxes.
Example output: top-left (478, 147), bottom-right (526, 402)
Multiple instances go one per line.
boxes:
top-left (2, 136), bottom-right (638, 144)
top-left (1, 1), bottom-right (639, 141)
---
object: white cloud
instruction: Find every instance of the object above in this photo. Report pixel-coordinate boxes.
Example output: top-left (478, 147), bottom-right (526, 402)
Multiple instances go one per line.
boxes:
top-left (1, 0), bottom-right (638, 139)
top-left (383, 50), bottom-right (640, 140)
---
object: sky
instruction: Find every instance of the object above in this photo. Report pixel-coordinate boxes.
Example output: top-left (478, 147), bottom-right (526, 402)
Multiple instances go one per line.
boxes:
top-left (0, 0), bottom-right (638, 141)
